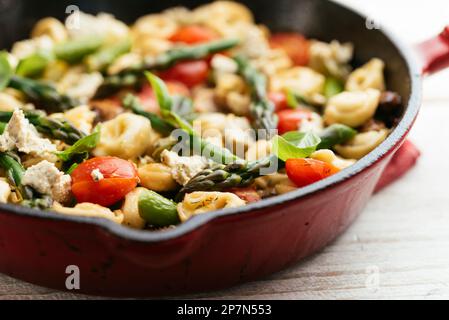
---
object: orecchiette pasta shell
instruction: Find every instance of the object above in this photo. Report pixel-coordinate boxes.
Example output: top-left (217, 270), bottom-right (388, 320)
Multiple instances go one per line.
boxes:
top-left (53, 202), bottom-right (124, 224)
top-left (310, 149), bottom-right (355, 170)
top-left (346, 58), bottom-right (386, 92)
top-left (31, 17), bottom-right (68, 43)
top-left (177, 192), bottom-right (246, 222)
top-left (138, 163), bottom-right (178, 192)
top-left (121, 188), bottom-right (147, 229)
top-left (93, 113), bottom-right (155, 160)
top-left (324, 89), bottom-right (381, 128)
top-left (335, 129), bottom-right (389, 160)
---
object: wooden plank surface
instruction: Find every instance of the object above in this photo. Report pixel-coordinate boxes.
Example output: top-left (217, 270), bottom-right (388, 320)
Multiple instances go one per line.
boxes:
top-left (1, 0), bottom-right (449, 300)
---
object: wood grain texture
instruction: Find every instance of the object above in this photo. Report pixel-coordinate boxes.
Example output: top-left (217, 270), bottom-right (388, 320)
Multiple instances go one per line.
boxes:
top-left (1, 0), bottom-right (449, 300)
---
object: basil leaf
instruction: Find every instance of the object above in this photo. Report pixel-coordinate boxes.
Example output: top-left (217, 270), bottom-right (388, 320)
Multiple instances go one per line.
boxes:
top-left (273, 131), bottom-right (321, 161)
top-left (324, 77), bottom-right (344, 99)
top-left (144, 71), bottom-right (172, 114)
top-left (56, 126), bottom-right (101, 162)
top-left (317, 124), bottom-right (357, 150)
top-left (16, 51), bottom-right (53, 78)
top-left (0, 51), bottom-right (13, 91)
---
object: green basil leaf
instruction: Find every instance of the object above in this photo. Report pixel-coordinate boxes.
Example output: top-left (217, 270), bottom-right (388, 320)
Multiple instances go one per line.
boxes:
top-left (273, 131), bottom-right (321, 161)
top-left (324, 77), bottom-right (344, 99)
top-left (144, 71), bottom-right (172, 114)
top-left (16, 51), bottom-right (53, 78)
top-left (56, 126), bottom-right (101, 162)
top-left (317, 124), bottom-right (357, 150)
top-left (0, 52), bottom-right (13, 91)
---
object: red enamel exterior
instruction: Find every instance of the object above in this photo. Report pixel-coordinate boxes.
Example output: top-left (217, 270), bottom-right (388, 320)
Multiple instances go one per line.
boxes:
top-left (0, 0), bottom-right (441, 297)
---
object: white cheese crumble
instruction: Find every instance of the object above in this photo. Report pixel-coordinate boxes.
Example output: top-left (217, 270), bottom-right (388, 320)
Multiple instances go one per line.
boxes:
top-left (161, 150), bottom-right (208, 186)
top-left (22, 160), bottom-right (72, 204)
top-left (91, 168), bottom-right (104, 182)
top-left (0, 109), bottom-right (56, 155)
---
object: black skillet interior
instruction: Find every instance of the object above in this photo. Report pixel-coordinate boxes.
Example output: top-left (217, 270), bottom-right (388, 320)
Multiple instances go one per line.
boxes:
top-left (0, 0), bottom-right (412, 107)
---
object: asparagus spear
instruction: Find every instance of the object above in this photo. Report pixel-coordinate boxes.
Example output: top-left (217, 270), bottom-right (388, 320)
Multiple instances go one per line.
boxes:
top-left (0, 110), bottom-right (86, 145)
top-left (85, 39), bottom-right (131, 72)
top-left (55, 36), bottom-right (104, 64)
top-left (317, 124), bottom-right (357, 150)
top-left (0, 152), bottom-right (51, 208)
top-left (95, 38), bottom-right (239, 98)
top-left (176, 155), bottom-right (278, 201)
top-left (0, 51), bottom-right (13, 91)
top-left (233, 55), bottom-right (278, 135)
top-left (8, 76), bottom-right (79, 113)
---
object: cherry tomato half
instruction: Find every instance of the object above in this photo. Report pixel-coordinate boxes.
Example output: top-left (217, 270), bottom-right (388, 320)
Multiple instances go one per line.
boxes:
top-left (277, 109), bottom-right (312, 135)
top-left (286, 158), bottom-right (340, 188)
top-left (228, 187), bottom-right (261, 203)
top-left (71, 157), bottom-right (139, 207)
top-left (159, 60), bottom-right (209, 88)
top-left (169, 25), bottom-right (217, 44)
top-left (138, 81), bottom-right (190, 113)
top-left (269, 32), bottom-right (310, 66)
top-left (268, 92), bottom-right (289, 112)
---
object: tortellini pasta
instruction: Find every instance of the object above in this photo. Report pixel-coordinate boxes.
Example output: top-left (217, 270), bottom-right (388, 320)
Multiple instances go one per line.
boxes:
top-left (53, 202), bottom-right (124, 224)
top-left (0, 92), bottom-right (23, 112)
top-left (270, 67), bottom-right (326, 104)
top-left (31, 17), bottom-right (68, 43)
top-left (255, 173), bottom-right (297, 197)
top-left (93, 113), bottom-right (155, 159)
top-left (324, 89), bottom-right (381, 128)
top-left (346, 58), bottom-right (386, 92)
top-left (335, 129), bottom-right (389, 160)
top-left (62, 105), bottom-right (96, 134)
top-left (308, 40), bottom-right (354, 80)
top-left (310, 149), bottom-right (356, 170)
top-left (138, 163), bottom-right (178, 192)
top-left (121, 188), bottom-right (147, 229)
top-left (177, 192), bottom-right (246, 222)
top-left (132, 14), bottom-right (178, 40)
top-left (193, 1), bottom-right (254, 29)
top-left (0, 178), bottom-right (11, 203)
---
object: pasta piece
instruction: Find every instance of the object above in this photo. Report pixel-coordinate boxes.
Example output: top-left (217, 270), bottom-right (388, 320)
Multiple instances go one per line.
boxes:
top-left (255, 173), bottom-right (297, 197)
top-left (308, 40), bottom-right (354, 79)
top-left (192, 87), bottom-right (220, 113)
top-left (138, 163), bottom-right (178, 192)
top-left (42, 60), bottom-right (69, 82)
top-left (132, 36), bottom-right (173, 57)
top-left (193, 1), bottom-right (254, 27)
top-left (346, 58), bottom-right (386, 92)
top-left (177, 191), bottom-right (246, 222)
top-left (310, 149), bottom-right (355, 170)
top-left (246, 139), bottom-right (272, 161)
top-left (252, 48), bottom-right (293, 77)
top-left (132, 14), bottom-right (178, 40)
top-left (53, 202), bottom-right (124, 224)
top-left (11, 35), bottom-right (54, 60)
top-left (0, 178), bottom-right (11, 203)
top-left (0, 92), bottom-right (23, 112)
top-left (107, 52), bottom-right (142, 75)
top-left (335, 129), bottom-right (389, 159)
top-left (57, 67), bottom-right (103, 103)
top-left (93, 113), bottom-right (154, 160)
top-left (121, 188), bottom-right (147, 229)
top-left (62, 105), bottom-right (96, 134)
top-left (298, 112), bottom-right (324, 133)
top-left (270, 67), bottom-right (326, 104)
top-left (31, 17), bottom-right (68, 43)
top-left (324, 89), bottom-right (381, 128)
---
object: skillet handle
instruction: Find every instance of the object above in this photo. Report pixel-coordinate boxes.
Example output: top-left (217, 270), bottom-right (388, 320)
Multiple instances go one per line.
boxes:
top-left (416, 26), bottom-right (449, 75)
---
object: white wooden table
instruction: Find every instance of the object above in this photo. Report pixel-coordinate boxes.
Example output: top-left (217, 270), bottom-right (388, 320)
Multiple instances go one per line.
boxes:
top-left (1, 0), bottom-right (449, 300)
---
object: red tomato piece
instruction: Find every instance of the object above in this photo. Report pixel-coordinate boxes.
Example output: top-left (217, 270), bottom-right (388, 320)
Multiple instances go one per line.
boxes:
top-left (169, 25), bottom-right (217, 44)
top-left (286, 158), bottom-right (340, 188)
top-left (158, 60), bottom-right (209, 88)
top-left (268, 92), bottom-right (289, 112)
top-left (269, 32), bottom-right (310, 66)
top-left (277, 109), bottom-right (312, 135)
top-left (228, 187), bottom-right (261, 203)
top-left (71, 157), bottom-right (139, 207)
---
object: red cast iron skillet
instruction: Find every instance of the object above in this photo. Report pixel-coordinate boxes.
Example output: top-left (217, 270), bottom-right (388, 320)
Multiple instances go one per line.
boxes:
top-left (0, 0), bottom-right (447, 297)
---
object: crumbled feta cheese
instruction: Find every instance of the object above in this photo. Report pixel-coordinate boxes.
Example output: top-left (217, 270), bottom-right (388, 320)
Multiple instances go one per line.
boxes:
top-left (91, 168), bottom-right (104, 182)
top-left (22, 160), bottom-right (72, 204)
top-left (0, 109), bottom-right (56, 155)
top-left (161, 150), bottom-right (208, 186)
top-left (58, 68), bottom-right (104, 103)
top-left (211, 54), bottom-right (238, 74)
top-left (298, 112), bottom-right (324, 133)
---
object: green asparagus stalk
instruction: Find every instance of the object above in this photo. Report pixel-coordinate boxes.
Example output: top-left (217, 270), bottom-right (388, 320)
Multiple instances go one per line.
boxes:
top-left (85, 39), bottom-right (131, 72)
top-left (95, 38), bottom-right (239, 98)
top-left (176, 155), bottom-right (278, 201)
top-left (55, 36), bottom-right (104, 64)
top-left (138, 189), bottom-right (180, 227)
top-left (0, 152), bottom-right (52, 208)
top-left (0, 110), bottom-right (86, 145)
top-left (233, 55), bottom-right (278, 135)
top-left (317, 124), bottom-right (357, 150)
top-left (0, 51), bottom-right (13, 91)
top-left (8, 76), bottom-right (79, 113)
